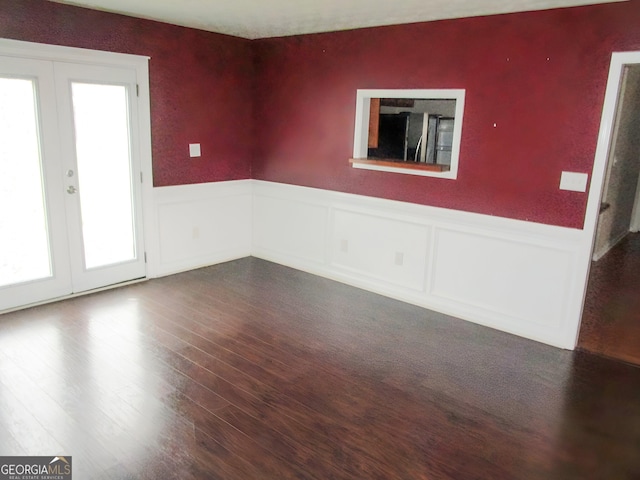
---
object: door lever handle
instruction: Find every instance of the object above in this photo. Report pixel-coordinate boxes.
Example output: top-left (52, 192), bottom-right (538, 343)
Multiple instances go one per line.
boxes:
top-left (67, 185), bottom-right (77, 194)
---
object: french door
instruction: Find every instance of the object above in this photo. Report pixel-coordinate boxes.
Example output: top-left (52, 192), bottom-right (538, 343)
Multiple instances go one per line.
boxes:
top-left (0, 55), bottom-right (146, 311)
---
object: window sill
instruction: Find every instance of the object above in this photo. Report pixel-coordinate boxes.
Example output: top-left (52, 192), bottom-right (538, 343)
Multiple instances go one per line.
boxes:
top-left (349, 158), bottom-right (454, 178)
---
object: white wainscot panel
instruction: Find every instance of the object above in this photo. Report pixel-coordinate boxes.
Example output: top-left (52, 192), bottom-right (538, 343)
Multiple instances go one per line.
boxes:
top-left (253, 194), bottom-right (328, 265)
top-left (430, 228), bottom-right (573, 335)
top-left (331, 208), bottom-right (429, 292)
top-left (154, 181), bottom-right (252, 276)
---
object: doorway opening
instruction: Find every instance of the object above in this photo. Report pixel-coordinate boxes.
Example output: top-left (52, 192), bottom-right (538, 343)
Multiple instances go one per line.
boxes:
top-left (578, 56), bottom-right (640, 365)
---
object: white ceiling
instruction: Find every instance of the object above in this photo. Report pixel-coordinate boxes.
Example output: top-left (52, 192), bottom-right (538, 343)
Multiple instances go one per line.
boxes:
top-left (52, 0), bottom-right (624, 39)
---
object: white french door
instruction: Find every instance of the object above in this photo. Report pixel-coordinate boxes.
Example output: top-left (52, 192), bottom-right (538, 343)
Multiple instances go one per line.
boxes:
top-left (0, 55), bottom-right (146, 311)
top-left (55, 62), bottom-right (145, 292)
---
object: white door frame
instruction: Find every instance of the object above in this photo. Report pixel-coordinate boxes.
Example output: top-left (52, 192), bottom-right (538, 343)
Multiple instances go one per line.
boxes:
top-left (571, 52), bottom-right (640, 347)
top-left (0, 38), bottom-right (156, 284)
top-left (584, 52), bottom-right (640, 252)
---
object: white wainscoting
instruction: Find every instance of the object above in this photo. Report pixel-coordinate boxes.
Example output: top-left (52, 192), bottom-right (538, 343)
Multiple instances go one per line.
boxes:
top-left (148, 179), bottom-right (591, 349)
top-left (150, 180), bottom-right (252, 277)
top-left (252, 180), bottom-right (591, 349)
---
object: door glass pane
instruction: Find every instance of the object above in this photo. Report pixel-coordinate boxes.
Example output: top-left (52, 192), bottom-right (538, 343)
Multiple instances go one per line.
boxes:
top-left (71, 83), bottom-right (135, 269)
top-left (0, 77), bottom-right (52, 287)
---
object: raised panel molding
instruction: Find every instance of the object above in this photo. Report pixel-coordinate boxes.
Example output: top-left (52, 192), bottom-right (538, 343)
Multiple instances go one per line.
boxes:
top-left (253, 194), bottom-right (328, 265)
top-left (151, 180), bottom-right (252, 277)
top-left (331, 208), bottom-right (430, 292)
top-left (430, 228), bottom-right (573, 335)
top-left (251, 180), bottom-right (590, 349)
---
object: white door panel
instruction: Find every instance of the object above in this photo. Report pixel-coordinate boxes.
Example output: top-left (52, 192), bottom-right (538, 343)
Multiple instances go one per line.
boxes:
top-left (0, 56), bottom-right (72, 309)
top-left (54, 62), bottom-right (145, 293)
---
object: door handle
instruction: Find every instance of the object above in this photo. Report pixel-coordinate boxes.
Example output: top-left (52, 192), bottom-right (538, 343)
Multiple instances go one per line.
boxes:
top-left (67, 185), bottom-right (77, 194)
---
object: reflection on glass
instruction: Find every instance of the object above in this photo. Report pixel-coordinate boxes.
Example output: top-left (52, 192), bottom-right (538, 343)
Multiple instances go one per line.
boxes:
top-left (0, 77), bottom-right (52, 287)
top-left (367, 98), bottom-right (456, 167)
top-left (72, 83), bottom-right (135, 269)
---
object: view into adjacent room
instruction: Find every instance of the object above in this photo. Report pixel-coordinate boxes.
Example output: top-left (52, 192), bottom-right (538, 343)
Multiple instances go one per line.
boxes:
top-left (578, 64), bottom-right (640, 366)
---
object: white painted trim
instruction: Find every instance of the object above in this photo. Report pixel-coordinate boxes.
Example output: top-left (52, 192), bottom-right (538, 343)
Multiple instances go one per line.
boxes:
top-left (352, 89), bottom-right (465, 179)
top-left (584, 52), bottom-right (640, 248)
top-left (351, 161), bottom-right (452, 177)
top-left (600, 66), bottom-right (628, 203)
top-left (151, 180), bottom-right (253, 277)
top-left (576, 51), bottom-right (640, 345)
top-left (136, 61), bottom-right (156, 279)
top-left (0, 38), bottom-right (150, 65)
top-left (252, 180), bottom-right (587, 349)
top-left (0, 56), bottom-right (73, 309)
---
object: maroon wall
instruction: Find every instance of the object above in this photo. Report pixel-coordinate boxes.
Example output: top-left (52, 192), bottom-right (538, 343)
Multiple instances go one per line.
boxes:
top-left (0, 0), bottom-right (253, 186)
top-left (252, 2), bottom-right (640, 229)
top-left (4, 2), bottom-right (640, 227)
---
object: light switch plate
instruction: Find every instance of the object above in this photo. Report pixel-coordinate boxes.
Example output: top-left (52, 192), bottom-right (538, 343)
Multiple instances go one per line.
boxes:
top-left (189, 143), bottom-right (201, 157)
top-left (559, 171), bottom-right (588, 192)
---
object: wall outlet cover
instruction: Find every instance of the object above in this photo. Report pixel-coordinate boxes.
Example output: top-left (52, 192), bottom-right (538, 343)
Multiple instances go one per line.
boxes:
top-left (189, 143), bottom-right (201, 157)
top-left (559, 171), bottom-right (588, 192)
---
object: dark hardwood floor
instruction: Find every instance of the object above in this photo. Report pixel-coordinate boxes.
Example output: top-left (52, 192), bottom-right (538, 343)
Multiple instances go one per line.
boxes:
top-left (579, 232), bottom-right (640, 365)
top-left (1, 257), bottom-right (639, 479)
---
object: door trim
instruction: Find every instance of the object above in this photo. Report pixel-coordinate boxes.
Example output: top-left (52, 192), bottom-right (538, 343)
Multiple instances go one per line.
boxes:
top-left (585, 52), bottom-right (640, 245)
top-left (0, 38), bottom-right (156, 280)
top-left (573, 51), bottom-right (640, 346)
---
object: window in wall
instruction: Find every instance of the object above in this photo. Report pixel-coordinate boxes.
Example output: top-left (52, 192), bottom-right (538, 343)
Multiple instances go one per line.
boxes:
top-left (350, 89), bottom-right (465, 179)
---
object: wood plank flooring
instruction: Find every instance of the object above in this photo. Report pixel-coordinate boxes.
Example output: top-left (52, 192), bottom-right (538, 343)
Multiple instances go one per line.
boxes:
top-left (579, 232), bottom-right (640, 365)
top-left (1, 257), bottom-right (639, 479)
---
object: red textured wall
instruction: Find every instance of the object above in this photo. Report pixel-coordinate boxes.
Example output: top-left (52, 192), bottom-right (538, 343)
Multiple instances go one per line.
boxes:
top-left (253, 2), bottom-right (640, 229)
top-left (0, 0), bottom-right (253, 186)
top-left (4, 1), bottom-right (640, 228)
